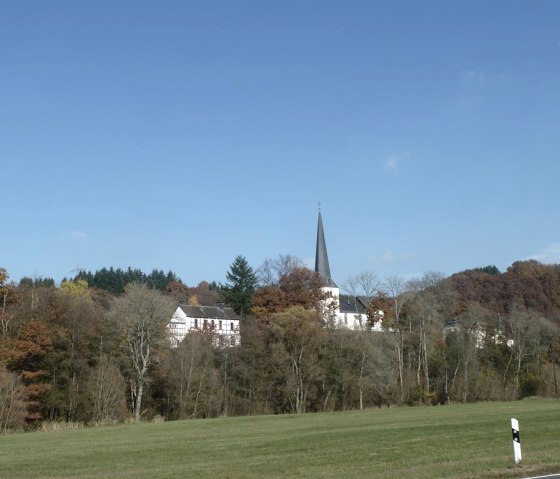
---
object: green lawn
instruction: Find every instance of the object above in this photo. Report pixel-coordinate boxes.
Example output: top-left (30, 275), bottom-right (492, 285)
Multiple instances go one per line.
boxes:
top-left (1, 399), bottom-right (559, 479)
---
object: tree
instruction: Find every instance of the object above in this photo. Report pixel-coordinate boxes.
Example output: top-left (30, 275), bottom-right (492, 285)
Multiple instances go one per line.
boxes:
top-left (167, 331), bottom-right (219, 419)
top-left (18, 277), bottom-right (55, 289)
top-left (8, 320), bottom-right (53, 423)
top-left (251, 267), bottom-right (326, 318)
top-left (268, 307), bottom-right (326, 413)
top-left (221, 256), bottom-right (257, 316)
top-left (443, 302), bottom-right (491, 403)
top-left (257, 255), bottom-right (304, 286)
top-left (44, 282), bottom-right (103, 422)
top-left (342, 271), bottom-right (380, 301)
top-left (188, 281), bottom-right (221, 306)
top-left (378, 275), bottom-right (410, 401)
top-left (110, 283), bottom-right (175, 421)
top-left (1, 269), bottom-right (20, 357)
top-left (403, 272), bottom-right (456, 404)
top-left (87, 355), bottom-right (127, 424)
top-left (59, 279), bottom-right (90, 298)
top-left (0, 366), bottom-right (27, 433)
top-left (76, 267), bottom-right (179, 295)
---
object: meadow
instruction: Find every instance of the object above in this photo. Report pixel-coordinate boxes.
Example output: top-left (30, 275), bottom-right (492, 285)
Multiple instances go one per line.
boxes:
top-left (1, 399), bottom-right (559, 479)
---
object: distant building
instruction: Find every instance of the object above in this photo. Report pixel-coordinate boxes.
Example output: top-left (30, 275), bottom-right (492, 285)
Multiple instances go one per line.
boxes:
top-left (314, 211), bottom-right (383, 331)
top-left (443, 318), bottom-right (513, 348)
top-left (168, 302), bottom-right (241, 347)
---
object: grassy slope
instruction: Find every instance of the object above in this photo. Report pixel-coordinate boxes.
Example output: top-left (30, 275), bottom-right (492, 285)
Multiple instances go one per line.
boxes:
top-left (1, 399), bottom-right (559, 479)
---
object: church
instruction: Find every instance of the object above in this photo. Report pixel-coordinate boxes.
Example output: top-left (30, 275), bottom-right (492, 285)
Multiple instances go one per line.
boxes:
top-left (167, 211), bottom-right (381, 347)
top-left (314, 211), bottom-right (383, 331)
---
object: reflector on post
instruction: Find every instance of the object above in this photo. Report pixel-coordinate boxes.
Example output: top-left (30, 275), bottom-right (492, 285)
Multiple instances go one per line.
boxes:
top-left (511, 418), bottom-right (521, 465)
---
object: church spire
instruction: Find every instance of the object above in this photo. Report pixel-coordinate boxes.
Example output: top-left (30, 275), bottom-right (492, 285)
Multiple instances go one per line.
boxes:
top-left (315, 211), bottom-right (337, 288)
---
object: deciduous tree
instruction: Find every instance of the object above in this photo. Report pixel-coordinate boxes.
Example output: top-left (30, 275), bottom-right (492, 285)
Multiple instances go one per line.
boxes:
top-left (0, 366), bottom-right (27, 433)
top-left (87, 354), bottom-right (127, 424)
top-left (268, 307), bottom-right (326, 413)
top-left (110, 283), bottom-right (175, 421)
top-left (257, 255), bottom-right (304, 286)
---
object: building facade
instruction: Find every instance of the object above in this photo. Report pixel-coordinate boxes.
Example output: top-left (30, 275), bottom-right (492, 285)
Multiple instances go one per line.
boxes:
top-left (168, 303), bottom-right (242, 347)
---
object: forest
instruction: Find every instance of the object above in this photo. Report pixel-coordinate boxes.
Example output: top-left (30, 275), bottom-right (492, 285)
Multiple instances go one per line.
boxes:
top-left (1, 258), bottom-right (560, 433)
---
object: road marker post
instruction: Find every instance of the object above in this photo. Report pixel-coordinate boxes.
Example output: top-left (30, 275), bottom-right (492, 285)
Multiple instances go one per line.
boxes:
top-left (511, 418), bottom-right (521, 465)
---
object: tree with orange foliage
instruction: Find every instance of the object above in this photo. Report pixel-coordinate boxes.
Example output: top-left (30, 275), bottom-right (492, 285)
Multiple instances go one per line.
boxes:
top-left (251, 267), bottom-right (326, 318)
top-left (8, 321), bottom-right (53, 424)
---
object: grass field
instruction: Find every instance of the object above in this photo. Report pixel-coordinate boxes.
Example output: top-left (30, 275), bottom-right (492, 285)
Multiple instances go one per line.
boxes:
top-left (1, 399), bottom-right (559, 479)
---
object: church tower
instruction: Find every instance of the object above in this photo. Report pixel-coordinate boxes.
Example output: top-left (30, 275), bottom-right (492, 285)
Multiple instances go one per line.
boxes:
top-left (313, 210), bottom-right (381, 331)
top-left (315, 211), bottom-right (340, 315)
top-left (315, 211), bottom-right (337, 288)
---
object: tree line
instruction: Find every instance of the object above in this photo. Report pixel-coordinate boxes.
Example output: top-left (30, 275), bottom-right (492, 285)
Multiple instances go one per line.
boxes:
top-left (1, 257), bottom-right (560, 433)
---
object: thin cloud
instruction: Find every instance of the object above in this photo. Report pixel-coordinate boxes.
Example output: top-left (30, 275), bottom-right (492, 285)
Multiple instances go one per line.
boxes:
top-left (461, 70), bottom-right (506, 87)
top-left (462, 70), bottom-right (487, 86)
top-left (368, 250), bottom-right (415, 265)
top-left (384, 153), bottom-right (408, 172)
top-left (69, 231), bottom-right (88, 241)
top-left (528, 243), bottom-right (560, 264)
top-left (453, 70), bottom-right (508, 107)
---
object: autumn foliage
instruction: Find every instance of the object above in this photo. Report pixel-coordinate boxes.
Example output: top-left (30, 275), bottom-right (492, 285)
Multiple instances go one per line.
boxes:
top-left (1, 260), bottom-right (560, 432)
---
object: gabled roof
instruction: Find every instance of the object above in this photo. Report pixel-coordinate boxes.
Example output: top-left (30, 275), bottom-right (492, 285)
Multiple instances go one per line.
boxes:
top-left (177, 303), bottom-right (242, 321)
top-left (339, 295), bottom-right (368, 314)
top-left (315, 211), bottom-right (337, 288)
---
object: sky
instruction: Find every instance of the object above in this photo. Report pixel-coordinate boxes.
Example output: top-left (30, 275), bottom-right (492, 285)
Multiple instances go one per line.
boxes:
top-left (2, 1), bottom-right (560, 288)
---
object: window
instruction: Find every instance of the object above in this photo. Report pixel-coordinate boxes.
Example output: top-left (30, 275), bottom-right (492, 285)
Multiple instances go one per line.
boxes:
top-left (194, 319), bottom-right (198, 329)
top-left (219, 320), bottom-right (222, 330)
top-left (203, 319), bottom-right (208, 329)
top-left (231, 322), bottom-right (234, 331)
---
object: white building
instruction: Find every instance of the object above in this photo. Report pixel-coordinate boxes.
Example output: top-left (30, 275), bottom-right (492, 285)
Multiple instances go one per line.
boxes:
top-left (168, 302), bottom-right (242, 347)
top-left (315, 211), bottom-right (384, 332)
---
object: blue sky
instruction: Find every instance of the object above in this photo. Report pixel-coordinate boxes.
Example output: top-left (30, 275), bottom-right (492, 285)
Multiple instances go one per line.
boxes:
top-left (2, 1), bottom-right (560, 287)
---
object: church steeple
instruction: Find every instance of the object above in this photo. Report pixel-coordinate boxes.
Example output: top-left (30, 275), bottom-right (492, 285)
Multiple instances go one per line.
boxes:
top-left (315, 211), bottom-right (337, 288)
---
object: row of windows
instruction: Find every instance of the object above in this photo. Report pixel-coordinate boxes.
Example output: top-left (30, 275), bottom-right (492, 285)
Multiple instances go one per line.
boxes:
top-left (170, 319), bottom-right (238, 332)
top-left (195, 319), bottom-right (236, 331)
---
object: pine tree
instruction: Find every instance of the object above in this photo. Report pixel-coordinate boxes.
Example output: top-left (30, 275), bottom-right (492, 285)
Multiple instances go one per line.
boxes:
top-left (221, 256), bottom-right (257, 316)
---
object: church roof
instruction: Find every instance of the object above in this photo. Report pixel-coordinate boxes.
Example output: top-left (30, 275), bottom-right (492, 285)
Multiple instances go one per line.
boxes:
top-left (339, 295), bottom-right (369, 314)
top-left (315, 211), bottom-right (337, 288)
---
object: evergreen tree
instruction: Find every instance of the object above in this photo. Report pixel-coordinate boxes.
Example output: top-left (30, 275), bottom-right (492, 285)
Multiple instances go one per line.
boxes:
top-left (221, 256), bottom-right (257, 316)
top-left (74, 267), bottom-right (179, 295)
top-left (18, 277), bottom-right (55, 288)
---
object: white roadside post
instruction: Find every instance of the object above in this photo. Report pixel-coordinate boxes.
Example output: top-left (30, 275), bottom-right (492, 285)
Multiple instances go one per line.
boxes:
top-left (511, 418), bottom-right (521, 465)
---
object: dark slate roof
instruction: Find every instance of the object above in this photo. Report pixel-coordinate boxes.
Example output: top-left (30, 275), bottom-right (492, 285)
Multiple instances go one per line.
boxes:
top-left (339, 295), bottom-right (368, 314)
top-left (178, 303), bottom-right (242, 320)
top-left (315, 211), bottom-right (337, 288)
top-left (357, 296), bottom-right (372, 308)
